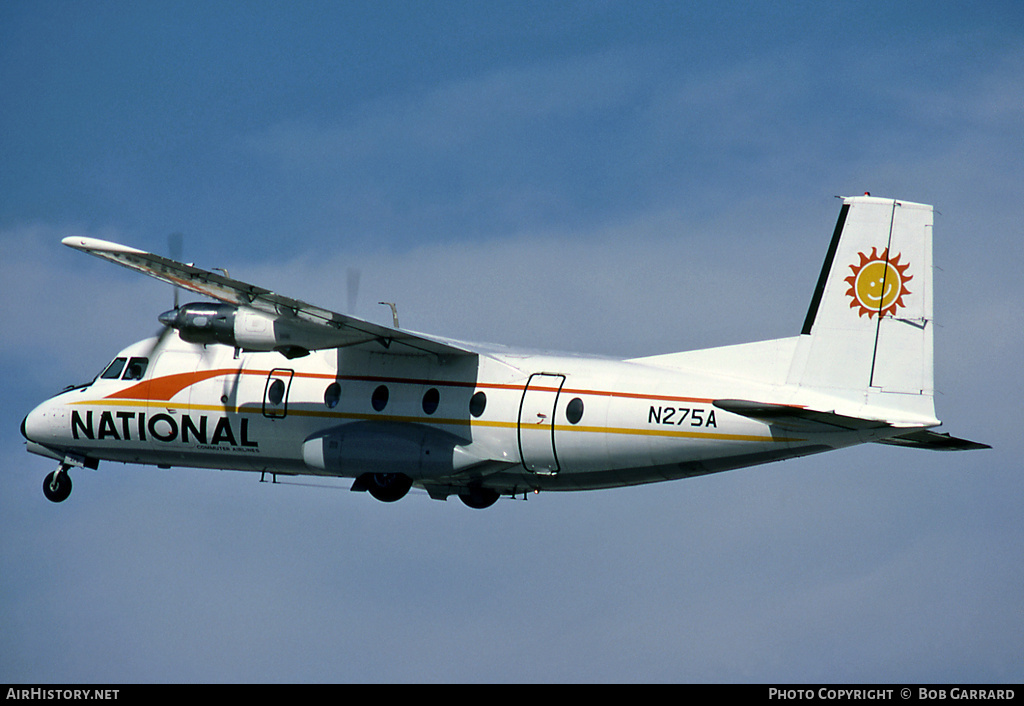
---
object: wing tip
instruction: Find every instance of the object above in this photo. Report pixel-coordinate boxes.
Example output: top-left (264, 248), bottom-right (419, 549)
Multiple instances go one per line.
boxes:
top-left (62, 236), bottom-right (147, 256)
top-left (876, 430), bottom-right (992, 451)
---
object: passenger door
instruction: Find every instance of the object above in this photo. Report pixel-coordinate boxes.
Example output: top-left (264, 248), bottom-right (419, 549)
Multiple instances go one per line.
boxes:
top-left (517, 373), bottom-right (565, 475)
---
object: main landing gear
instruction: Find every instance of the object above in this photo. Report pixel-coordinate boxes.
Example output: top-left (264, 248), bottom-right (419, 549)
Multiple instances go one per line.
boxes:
top-left (43, 465), bottom-right (73, 503)
top-left (361, 472), bottom-right (414, 503)
top-left (352, 473), bottom-right (501, 508)
top-left (458, 486), bottom-right (500, 509)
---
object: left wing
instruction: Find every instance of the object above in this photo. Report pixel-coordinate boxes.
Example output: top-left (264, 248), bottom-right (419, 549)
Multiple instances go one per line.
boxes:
top-left (63, 236), bottom-right (474, 358)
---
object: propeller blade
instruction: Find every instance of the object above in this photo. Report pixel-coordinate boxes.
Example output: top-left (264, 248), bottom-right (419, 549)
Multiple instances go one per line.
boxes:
top-left (347, 267), bottom-right (361, 315)
top-left (141, 320), bottom-right (177, 359)
top-left (168, 232), bottom-right (183, 310)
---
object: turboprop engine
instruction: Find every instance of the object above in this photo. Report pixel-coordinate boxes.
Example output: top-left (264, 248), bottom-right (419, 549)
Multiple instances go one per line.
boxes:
top-left (158, 302), bottom-right (345, 359)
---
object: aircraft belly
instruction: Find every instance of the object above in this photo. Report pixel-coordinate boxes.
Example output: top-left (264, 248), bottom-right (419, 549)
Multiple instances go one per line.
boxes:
top-left (481, 440), bottom-right (833, 493)
top-left (83, 445), bottom-right (307, 475)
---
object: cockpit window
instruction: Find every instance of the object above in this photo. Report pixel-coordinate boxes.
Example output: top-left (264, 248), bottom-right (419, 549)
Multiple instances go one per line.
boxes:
top-left (100, 358), bottom-right (127, 379)
top-left (122, 357), bottom-right (149, 380)
top-left (99, 356), bottom-right (148, 381)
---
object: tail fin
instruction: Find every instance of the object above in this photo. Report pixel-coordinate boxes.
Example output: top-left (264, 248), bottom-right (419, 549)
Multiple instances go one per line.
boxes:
top-left (789, 195), bottom-right (936, 422)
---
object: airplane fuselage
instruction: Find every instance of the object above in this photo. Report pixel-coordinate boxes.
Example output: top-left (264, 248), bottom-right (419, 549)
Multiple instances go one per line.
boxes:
top-left (23, 332), bottom-right (879, 504)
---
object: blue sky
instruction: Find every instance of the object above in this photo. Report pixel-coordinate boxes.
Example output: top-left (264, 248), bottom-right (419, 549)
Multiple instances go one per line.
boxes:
top-left (2, 0), bottom-right (1022, 683)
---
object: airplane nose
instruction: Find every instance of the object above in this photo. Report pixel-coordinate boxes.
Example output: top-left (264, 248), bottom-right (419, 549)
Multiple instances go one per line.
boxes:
top-left (21, 401), bottom-right (61, 446)
top-left (22, 406), bottom-right (42, 443)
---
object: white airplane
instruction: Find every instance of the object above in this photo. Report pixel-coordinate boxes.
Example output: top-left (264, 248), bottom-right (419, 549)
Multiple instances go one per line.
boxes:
top-left (21, 195), bottom-right (988, 508)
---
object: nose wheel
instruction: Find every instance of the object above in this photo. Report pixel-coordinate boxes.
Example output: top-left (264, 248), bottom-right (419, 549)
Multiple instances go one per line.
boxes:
top-left (43, 466), bottom-right (72, 503)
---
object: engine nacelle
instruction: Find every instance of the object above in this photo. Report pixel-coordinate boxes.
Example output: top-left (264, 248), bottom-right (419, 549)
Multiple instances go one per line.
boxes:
top-left (159, 303), bottom-right (347, 359)
top-left (159, 302), bottom-right (236, 346)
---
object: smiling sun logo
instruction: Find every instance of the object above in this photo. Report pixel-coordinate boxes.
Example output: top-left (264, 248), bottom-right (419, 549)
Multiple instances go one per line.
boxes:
top-left (845, 248), bottom-right (912, 318)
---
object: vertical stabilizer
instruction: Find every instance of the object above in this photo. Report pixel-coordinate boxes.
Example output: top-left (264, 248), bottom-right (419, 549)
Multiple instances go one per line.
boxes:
top-left (790, 196), bottom-right (935, 420)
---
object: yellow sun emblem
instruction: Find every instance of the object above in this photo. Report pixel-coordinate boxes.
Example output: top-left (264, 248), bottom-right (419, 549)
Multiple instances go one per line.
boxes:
top-left (845, 248), bottom-right (912, 318)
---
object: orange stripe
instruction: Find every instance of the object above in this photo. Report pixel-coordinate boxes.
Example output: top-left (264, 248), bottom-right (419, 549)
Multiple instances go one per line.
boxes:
top-left (104, 369), bottom-right (228, 401)
top-left (104, 368), bottom-right (718, 406)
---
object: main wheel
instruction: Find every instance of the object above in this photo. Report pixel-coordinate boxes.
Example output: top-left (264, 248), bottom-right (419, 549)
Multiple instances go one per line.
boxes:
top-left (459, 487), bottom-right (500, 509)
top-left (43, 470), bottom-right (72, 503)
top-left (366, 473), bottom-right (413, 503)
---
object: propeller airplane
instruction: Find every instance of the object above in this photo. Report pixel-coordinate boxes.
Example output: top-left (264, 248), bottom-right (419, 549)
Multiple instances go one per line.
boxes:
top-left (21, 195), bottom-right (988, 509)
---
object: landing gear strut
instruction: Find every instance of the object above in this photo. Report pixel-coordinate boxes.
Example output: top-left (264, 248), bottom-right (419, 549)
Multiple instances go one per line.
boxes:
top-left (43, 466), bottom-right (72, 503)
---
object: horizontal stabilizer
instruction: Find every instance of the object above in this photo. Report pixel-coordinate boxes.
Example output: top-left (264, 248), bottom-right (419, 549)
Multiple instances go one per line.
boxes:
top-left (713, 399), bottom-right (891, 433)
top-left (875, 429), bottom-right (991, 451)
top-left (714, 399), bottom-right (989, 451)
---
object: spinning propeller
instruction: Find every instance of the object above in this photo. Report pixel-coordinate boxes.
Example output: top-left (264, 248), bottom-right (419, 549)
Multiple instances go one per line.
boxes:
top-left (147, 232), bottom-right (188, 358)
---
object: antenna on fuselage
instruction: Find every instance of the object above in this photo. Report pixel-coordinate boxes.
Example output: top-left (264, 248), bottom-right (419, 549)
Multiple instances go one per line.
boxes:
top-left (379, 302), bottom-right (399, 328)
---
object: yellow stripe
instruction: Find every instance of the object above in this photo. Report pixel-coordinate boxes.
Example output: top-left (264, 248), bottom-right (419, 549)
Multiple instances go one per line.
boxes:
top-left (548, 423), bottom-right (792, 442)
top-left (68, 398), bottom-right (791, 443)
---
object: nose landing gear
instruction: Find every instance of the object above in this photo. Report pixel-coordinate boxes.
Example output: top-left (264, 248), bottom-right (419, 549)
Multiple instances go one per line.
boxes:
top-left (43, 465), bottom-right (73, 503)
top-left (40, 455), bottom-right (94, 503)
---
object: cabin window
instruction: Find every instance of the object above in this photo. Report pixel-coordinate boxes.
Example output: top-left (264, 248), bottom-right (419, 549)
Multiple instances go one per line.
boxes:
top-left (469, 391), bottom-right (487, 418)
top-left (371, 385), bottom-right (389, 412)
top-left (324, 382), bottom-right (341, 409)
top-left (100, 358), bottom-right (127, 380)
top-left (566, 397), bottom-right (584, 424)
top-left (267, 378), bottom-right (286, 406)
top-left (422, 388), bottom-right (440, 415)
